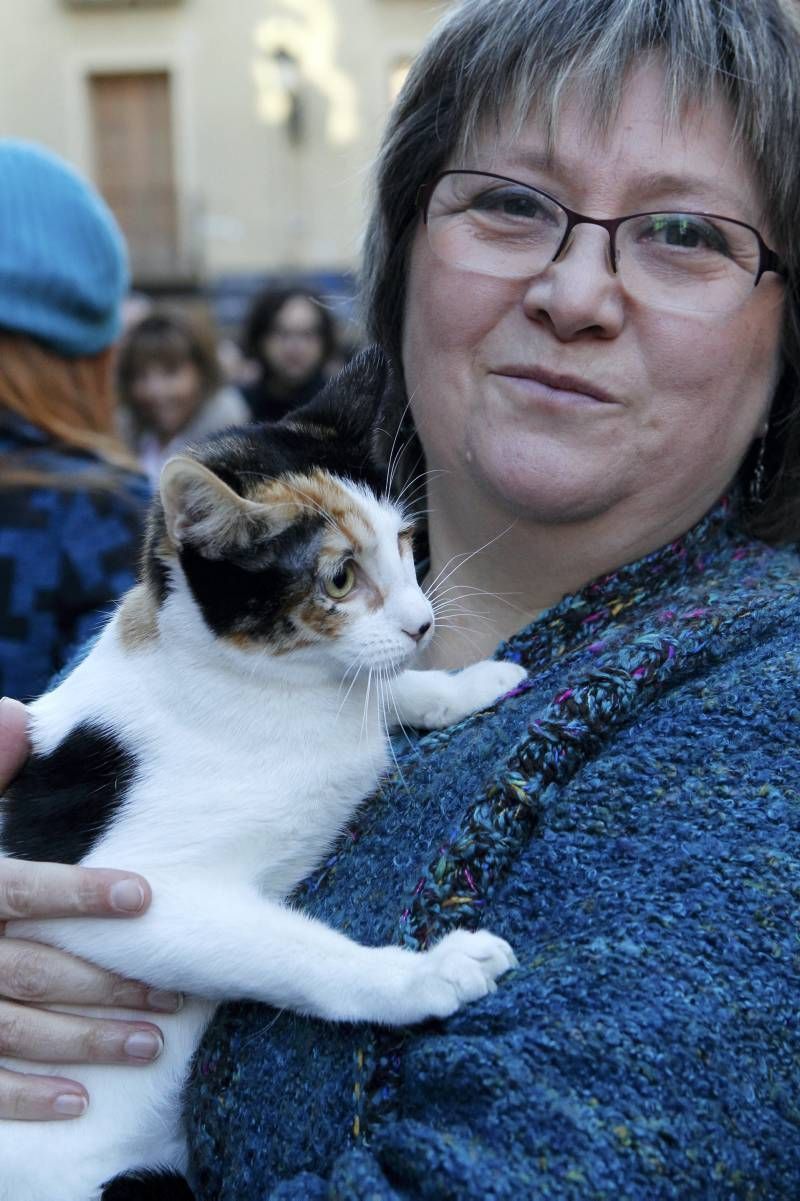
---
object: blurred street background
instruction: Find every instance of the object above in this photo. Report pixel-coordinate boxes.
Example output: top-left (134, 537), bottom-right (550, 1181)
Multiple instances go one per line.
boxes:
top-left (0, 0), bottom-right (449, 349)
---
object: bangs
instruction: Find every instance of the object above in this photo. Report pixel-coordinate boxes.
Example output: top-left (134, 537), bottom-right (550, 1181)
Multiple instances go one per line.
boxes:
top-left (123, 326), bottom-right (194, 378)
top-left (438, 0), bottom-right (798, 234)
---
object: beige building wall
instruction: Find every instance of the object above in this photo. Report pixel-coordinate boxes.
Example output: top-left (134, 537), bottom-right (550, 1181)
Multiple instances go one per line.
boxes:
top-left (0, 0), bottom-right (449, 283)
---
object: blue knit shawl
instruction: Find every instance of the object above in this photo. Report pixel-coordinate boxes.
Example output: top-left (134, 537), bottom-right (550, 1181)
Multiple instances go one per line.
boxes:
top-left (187, 500), bottom-right (800, 1200)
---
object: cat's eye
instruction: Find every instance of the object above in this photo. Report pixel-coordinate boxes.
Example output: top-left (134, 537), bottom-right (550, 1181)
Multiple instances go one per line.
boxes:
top-left (323, 562), bottom-right (357, 599)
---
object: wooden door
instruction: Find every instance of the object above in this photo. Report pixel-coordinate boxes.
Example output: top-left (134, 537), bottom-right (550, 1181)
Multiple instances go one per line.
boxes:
top-left (89, 71), bottom-right (179, 282)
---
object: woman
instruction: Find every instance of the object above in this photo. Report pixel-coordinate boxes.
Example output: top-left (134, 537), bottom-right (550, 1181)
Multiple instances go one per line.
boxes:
top-left (1, 0), bottom-right (799, 1194)
top-left (0, 141), bottom-right (151, 702)
top-left (116, 311), bottom-right (250, 487)
top-left (239, 286), bottom-right (338, 422)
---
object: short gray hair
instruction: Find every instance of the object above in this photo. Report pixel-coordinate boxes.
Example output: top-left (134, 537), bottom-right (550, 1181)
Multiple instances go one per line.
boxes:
top-left (362, 0), bottom-right (800, 541)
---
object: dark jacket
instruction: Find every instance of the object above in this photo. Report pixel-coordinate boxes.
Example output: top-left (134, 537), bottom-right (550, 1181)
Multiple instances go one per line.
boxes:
top-left (187, 498), bottom-right (800, 1200)
top-left (240, 372), bottom-right (328, 424)
top-left (0, 411), bottom-right (150, 701)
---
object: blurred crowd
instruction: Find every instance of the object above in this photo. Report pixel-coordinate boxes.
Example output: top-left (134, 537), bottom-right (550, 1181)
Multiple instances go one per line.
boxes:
top-left (0, 138), bottom-right (359, 701)
top-left (115, 285), bottom-right (353, 486)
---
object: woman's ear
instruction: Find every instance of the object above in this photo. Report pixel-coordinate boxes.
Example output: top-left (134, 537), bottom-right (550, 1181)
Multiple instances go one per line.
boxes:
top-left (289, 345), bottom-right (407, 481)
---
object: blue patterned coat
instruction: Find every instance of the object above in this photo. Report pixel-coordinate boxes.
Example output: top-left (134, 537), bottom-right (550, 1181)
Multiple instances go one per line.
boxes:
top-left (0, 411), bottom-right (150, 701)
top-left (183, 500), bottom-right (799, 1198)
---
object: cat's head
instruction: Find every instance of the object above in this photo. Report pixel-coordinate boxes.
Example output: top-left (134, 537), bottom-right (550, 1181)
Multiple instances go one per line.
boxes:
top-left (143, 347), bottom-right (433, 675)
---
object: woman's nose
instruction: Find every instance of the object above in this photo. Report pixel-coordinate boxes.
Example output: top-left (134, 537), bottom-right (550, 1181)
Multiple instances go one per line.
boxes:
top-left (521, 224), bottom-right (625, 341)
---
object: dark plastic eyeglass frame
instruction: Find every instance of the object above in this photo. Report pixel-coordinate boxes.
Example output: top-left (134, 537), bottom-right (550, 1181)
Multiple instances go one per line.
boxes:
top-left (418, 170), bottom-right (788, 286)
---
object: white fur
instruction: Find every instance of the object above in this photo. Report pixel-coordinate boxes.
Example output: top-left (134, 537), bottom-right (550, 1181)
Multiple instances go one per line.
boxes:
top-left (0, 480), bottom-right (524, 1201)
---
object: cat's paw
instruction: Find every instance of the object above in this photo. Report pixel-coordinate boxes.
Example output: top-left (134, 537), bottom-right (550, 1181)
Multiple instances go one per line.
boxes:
top-left (420, 660), bottom-right (527, 729)
top-left (409, 928), bottom-right (517, 1020)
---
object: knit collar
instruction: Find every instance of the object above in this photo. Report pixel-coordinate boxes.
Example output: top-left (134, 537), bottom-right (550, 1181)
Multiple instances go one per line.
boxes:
top-left (497, 494), bottom-right (742, 671)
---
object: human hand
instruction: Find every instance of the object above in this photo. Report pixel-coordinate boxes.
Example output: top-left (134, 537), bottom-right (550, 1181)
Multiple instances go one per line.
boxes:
top-left (0, 697), bottom-right (178, 1121)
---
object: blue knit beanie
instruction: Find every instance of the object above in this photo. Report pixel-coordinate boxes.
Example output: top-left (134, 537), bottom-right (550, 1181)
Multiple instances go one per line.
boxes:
top-left (0, 139), bottom-right (129, 357)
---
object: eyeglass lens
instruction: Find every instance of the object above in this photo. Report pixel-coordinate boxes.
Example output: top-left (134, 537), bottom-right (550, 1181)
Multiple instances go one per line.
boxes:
top-left (425, 172), bottom-right (767, 314)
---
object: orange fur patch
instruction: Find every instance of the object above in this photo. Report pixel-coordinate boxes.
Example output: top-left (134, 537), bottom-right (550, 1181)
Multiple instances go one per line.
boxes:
top-left (245, 469), bottom-right (378, 555)
top-left (117, 584), bottom-right (158, 650)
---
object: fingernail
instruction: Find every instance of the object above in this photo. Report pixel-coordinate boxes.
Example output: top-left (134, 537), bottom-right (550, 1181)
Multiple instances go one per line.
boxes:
top-left (146, 989), bottom-right (183, 1013)
top-left (53, 1093), bottom-right (88, 1117)
top-left (109, 879), bottom-right (146, 913)
top-left (124, 1030), bottom-right (163, 1061)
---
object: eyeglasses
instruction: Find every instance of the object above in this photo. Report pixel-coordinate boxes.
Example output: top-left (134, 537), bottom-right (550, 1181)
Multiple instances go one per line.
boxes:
top-left (418, 170), bottom-right (787, 314)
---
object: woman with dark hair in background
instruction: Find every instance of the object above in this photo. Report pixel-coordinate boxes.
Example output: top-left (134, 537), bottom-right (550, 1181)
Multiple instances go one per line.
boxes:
top-left (239, 286), bottom-right (338, 422)
top-left (116, 311), bottom-right (250, 487)
top-left (0, 141), bottom-right (150, 704)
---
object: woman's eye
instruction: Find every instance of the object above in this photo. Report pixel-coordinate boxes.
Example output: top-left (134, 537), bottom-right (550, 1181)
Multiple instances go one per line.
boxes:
top-left (323, 562), bottom-right (357, 599)
top-left (473, 188), bottom-right (547, 221)
top-left (644, 215), bottom-right (728, 254)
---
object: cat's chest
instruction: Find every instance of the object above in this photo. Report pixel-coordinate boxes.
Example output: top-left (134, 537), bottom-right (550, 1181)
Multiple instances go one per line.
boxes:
top-left (85, 689), bottom-right (389, 888)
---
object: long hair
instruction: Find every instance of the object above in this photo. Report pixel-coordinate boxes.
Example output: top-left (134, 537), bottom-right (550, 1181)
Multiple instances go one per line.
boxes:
top-left (115, 309), bottom-right (223, 443)
top-left (0, 331), bottom-right (136, 485)
top-left (241, 287), bottom-right (337, 375)
top-left (362, 0), bottom-right (800, 542)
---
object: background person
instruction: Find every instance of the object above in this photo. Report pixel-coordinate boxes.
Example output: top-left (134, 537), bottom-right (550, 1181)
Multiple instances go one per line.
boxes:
top-left (238, 285), bottom-right (338, 422)
top-left (116, 310), bottom-right (250, 487)
top-left (0, 141), bottom-right (171, 1123)
top-left (0, 140), bottom-right (151, 703)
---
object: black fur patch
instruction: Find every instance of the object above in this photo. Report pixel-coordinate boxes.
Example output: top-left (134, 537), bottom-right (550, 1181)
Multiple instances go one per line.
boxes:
top-left (102, 1168), bottom-right (195, 1200)
top-left (1, 723), bottom-right (136, 865)
top-left (179, 513), bottom-right (324, 640)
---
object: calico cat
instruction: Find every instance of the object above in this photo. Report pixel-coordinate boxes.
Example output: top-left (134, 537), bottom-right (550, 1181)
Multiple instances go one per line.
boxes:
top-left (0, 349), bottom-right (524, 1201)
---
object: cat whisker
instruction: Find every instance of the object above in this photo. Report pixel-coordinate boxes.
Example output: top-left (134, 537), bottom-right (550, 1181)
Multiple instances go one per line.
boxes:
top-left (383, 675), bottom-right (421, 762)
top-left (394, 467), bottom-right (449, 509)
top-left (423, 521), bottom-right (518, 597)
top-left (398, 464), bottom-right (448, 488)
top-left (427, 583), bottom-right (526, 605)
top-left (377, 670), bottom-right (414, 798)
top-left (336, 655), bottom-right (369, 720)
top-left (359, 667), bottom-right (375, 747)
top-left (381, 391), bottom-right (415, 499)
top-left (430, 604), bottom-right (493, 622)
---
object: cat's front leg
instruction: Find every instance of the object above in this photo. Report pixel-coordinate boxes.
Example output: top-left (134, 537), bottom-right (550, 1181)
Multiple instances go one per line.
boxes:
top-left (8, 884), bottom-right (516, 1027)
top-left (389, 660), bottom-right (527, 730)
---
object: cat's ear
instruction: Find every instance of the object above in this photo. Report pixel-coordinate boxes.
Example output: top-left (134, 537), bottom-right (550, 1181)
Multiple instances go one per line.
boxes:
top-left (291, 345), bottom-right (403, 461)
top-left (160, 456), bottom-right (262, 557)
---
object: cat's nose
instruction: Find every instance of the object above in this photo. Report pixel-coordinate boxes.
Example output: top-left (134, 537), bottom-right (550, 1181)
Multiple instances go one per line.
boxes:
top-left (404, 620), bottom-right (432, 643)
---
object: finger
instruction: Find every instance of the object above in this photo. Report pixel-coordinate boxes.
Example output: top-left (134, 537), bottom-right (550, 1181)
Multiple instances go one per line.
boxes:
top-left (0, 698), bottom-right (29, 791)
top-left (0, 858), bottom-right (152, 920)
top-left (0, 1066), bottom-right (89, 1121)
top-left (0, 938), bottom-right (182, 1012)
top-left (0, 999), bottom-right (164, 1065)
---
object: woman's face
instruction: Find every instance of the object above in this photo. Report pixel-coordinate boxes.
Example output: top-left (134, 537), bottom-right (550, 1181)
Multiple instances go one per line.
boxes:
top-left (402, 61), bottom-right (785, 540)
top-left (129, 360), bottom-right (204, 440)
top-left (260, 296), bottom-right (326, 387)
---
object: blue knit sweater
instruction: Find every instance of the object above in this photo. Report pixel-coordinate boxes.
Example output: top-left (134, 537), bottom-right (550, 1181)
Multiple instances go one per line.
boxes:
top-left (0, 411), bottom-right (150, 702)
top-left (187, 499), bottom-right (800, 1200)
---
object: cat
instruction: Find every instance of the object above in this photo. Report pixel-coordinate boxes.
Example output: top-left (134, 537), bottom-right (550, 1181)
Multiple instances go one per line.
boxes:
top-left (0, 348), bottom-right (524, 1201)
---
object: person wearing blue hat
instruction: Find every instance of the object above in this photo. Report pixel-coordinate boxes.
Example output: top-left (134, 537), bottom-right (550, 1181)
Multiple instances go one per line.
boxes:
top-left (0, 142), bottom-right (176, 1131)
top-left (0, 140), bottom-right (151, 700)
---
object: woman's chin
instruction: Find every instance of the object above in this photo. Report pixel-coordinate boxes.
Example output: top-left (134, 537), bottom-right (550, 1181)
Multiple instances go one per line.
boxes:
top-left (466, 443), bottom-right (627, 526)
